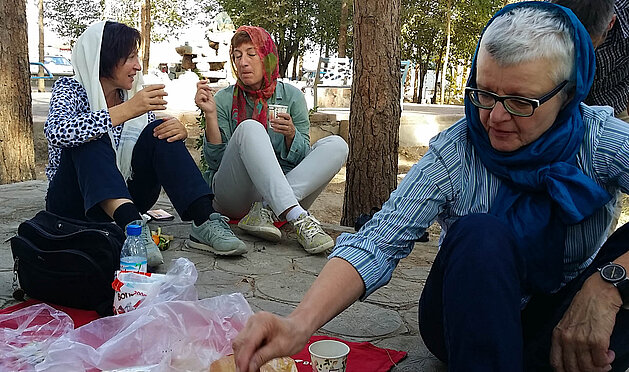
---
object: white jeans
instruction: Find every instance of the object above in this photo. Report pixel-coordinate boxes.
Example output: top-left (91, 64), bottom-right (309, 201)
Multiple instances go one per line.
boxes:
top-left (212, 120), bottom-right (349, 219)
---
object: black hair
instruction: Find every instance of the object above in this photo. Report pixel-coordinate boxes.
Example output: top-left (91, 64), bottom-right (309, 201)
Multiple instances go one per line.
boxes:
top-left (552, 0), bottom-right (615, 38)
top-left (99, 21), bottom-right (141, 79)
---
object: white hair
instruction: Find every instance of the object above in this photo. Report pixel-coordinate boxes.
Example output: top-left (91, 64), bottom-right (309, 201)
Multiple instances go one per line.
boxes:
top-left (480, 7), bottom-right (575, 85)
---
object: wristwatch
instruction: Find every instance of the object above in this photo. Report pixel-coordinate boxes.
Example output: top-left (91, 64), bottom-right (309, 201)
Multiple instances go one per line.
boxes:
top-left (598, 262), bottom-right (629, 308)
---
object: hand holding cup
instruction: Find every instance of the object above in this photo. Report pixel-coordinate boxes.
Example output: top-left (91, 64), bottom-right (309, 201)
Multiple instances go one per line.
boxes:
top-left (269, 105), bottom-right (295, 140)
top-left (129, 84), bottom-right (168, 116)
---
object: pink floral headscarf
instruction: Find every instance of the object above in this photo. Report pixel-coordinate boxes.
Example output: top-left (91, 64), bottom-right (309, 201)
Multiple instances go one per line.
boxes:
top-left (230, 26), bottom-right (279, 128)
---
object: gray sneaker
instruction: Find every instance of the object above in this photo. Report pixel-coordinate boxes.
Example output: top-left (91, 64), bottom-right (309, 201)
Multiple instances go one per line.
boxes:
top-left (292, 213), bottom-right (334, 254)
top-left (128, 219), bottom-right (164, 267)
top-left (238, 202), bottom-right (282, 241)
top-left (187, 213), bottom-right (247, 256)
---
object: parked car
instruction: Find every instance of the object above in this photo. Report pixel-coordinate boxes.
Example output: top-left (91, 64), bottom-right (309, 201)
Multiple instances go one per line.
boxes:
top-left (30, 55), bottom-right (73, 76)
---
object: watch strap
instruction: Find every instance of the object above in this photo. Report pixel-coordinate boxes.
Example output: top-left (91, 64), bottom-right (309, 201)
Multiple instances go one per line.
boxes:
top-left (616, 278), bottom-right (629, 309)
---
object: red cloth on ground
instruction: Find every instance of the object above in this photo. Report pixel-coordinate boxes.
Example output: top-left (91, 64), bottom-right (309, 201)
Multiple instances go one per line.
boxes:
top-left (0, 299), bottom-right (100, 328)
top-left (1, 304), bottom-right (407, 371)
top-left (291, 335), bottom-right (407, 372)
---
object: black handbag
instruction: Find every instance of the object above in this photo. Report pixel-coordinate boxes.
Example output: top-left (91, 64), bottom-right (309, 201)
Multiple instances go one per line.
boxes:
top-left (9, 210), bottom-right (124, 316)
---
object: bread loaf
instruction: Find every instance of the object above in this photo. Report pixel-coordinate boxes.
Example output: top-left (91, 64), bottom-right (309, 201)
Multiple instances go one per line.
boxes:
top-left (209, 355), bottom-right (297, 372)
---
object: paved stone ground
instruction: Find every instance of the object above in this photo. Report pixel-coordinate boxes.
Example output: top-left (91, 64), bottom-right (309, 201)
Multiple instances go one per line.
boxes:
top-left (0, 180), bottom-right (446, 371)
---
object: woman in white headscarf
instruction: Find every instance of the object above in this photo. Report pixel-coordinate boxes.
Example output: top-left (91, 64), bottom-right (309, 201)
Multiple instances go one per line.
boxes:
top-left (44, 21), bottom-right (247, 268)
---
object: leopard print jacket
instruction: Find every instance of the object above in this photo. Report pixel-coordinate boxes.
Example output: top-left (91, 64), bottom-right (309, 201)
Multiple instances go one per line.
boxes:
top-left (44, 77), bottom-right (154, 180)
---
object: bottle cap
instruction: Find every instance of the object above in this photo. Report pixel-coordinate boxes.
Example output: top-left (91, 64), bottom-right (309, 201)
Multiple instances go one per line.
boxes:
top-left (126, 224), bottom-right (142, 236)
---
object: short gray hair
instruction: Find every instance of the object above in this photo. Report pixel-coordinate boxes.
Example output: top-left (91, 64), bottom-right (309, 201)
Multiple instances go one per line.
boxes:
top-left (552, 0), bottom-right (615, 40)
top-left (480, 6), bottom-right (574, 86)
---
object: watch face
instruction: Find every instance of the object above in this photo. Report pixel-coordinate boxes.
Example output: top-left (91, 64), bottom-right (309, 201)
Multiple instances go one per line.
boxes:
top-left (601, 263), bottom-right (627, 282)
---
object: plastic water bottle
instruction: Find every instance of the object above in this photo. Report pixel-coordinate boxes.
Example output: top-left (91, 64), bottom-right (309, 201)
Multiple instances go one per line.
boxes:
top-left (120, 224), bottom-right (148, 273)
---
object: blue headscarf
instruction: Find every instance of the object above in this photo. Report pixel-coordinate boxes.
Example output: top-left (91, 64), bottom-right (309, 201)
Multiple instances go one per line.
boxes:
top-left (466, 2), bottom-right (611, 294)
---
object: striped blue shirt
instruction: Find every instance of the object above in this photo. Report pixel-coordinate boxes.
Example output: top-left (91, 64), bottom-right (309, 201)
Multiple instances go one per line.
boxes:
top-left (330, 104), bottom-right (629, 300)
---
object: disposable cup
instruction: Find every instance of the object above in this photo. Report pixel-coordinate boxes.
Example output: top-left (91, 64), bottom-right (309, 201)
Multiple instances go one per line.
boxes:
top-left (308, 339), bottom-right (350, 372)
top-left (268, 104), bottom-right (288, 119)
top-left (142, 83), bottom-right (166, 93)
top-left (141, 80), bottom-right (168, 115)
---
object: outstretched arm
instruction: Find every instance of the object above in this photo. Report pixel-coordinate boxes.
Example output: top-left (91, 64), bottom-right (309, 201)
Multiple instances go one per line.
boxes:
top-left (232, 258), bottom-right (365, 372)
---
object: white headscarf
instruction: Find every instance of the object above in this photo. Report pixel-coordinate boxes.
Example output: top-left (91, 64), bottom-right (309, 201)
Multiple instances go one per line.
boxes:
top-left (71, 21), bottom-right (148, 181)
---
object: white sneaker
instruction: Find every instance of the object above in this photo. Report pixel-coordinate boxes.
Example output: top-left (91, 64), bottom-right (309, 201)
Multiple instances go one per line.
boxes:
top-left (238, 202), bottom-right (282, 242)
top-left (292, 213), bottom-right (334, 254)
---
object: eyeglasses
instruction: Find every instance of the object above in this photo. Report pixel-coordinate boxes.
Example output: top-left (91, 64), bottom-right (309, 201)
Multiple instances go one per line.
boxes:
top-left (465, 80), bottom-right (568, 117)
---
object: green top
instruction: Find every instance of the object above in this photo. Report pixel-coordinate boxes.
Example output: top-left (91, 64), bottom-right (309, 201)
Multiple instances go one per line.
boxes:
top-left (202, 81), bottom-right (311, 186)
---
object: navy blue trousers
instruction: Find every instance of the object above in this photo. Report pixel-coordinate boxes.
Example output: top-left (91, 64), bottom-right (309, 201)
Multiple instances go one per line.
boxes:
top-left (46, 120), bottom-right (212, 222)
top-left (419, 214), bottom-right (629, 371)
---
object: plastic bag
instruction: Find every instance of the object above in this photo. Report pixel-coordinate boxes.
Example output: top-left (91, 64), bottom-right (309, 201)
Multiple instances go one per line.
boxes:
top-left (112, 257), bottom-right (199, 315)
top-left (113, 271), bottom-right (168, 314)
top-left (36, 293), bottom-right (253, 371)
top-left (139, 257), bottom-right (199, 307)
top-left (0, 303), bottom-right (74, 371)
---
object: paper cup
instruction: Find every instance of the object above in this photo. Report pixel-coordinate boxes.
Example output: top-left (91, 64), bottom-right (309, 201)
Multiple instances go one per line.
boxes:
top-left (142, 73), bottom-right (163, 86)
top-left (142, 83), bottom-right (166, 92)
top-left (309, 339), bottom-right (349, 372)
top-left (268, 104), bottom-right (288, 119)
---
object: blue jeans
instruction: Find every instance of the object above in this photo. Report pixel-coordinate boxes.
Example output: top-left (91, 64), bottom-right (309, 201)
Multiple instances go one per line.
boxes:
top-left (46, 120), bottom-right (212, 222)
top-left (419, 213), bottom-right (629, 371)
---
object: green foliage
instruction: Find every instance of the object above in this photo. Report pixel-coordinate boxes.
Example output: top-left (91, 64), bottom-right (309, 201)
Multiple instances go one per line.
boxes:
top-left (449, 0), bottom-right (503, 62)
top-left (45, 0), bottom-right (219, 45)
top-left (191, 68), bottom-right (209, 172)
top-left (105, 0), bottom-right (216, 42)
top-left (216, 0), bottom-right (347, 76)
top-left (195, 110), bottom-right (209, 173)
top-left (312, 0), bottom-right (352, 57)
top-left (401, 0), bottom-right (505, 103)
top-left (44, 0), bottom-right (102, 44)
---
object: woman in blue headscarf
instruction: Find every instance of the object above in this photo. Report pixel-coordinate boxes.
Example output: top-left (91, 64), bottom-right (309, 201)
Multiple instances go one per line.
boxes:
top-left (229, 2), bottom-right (629, 371)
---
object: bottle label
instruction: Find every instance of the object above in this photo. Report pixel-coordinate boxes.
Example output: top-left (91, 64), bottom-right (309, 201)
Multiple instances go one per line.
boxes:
top-left (120, 256), bottom-right (148, 273)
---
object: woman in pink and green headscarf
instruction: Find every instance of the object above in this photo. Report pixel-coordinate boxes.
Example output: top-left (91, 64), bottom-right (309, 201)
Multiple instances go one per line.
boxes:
top-left (194, 26), bottom-right (348, 255)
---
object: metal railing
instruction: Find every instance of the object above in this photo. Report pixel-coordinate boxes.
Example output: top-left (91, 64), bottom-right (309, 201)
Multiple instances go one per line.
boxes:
top-left (313, 58), bottom-right (413, 110)
top-left (30, 62), bottom-right (54, 80)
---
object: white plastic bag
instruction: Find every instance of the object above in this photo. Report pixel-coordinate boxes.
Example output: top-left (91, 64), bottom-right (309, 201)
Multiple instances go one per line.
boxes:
top-left (112, 257), bottom-right (199, 315)
top-left (0, 303), bottom-right (74, 371)
top-left (36, 293), bottom-right (253, 371)
top-left (113, 271), bottom-right (167, 314)
top-left (139, 257), bottom-right (199, 307)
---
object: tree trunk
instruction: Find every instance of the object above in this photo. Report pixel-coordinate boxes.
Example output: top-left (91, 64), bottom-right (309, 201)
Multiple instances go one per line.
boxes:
top-left (277, 34), bottom-right (299, 78)
top-left (291, 41), bottom-right (300, 80)
top-left (432, 42), bottom-right (445, 104)
top-left (0, 0), bottom-right (36, 184)
top-left (341, 0), bottom-right (401, 226)
top-left (140, 0), bottom-right (151, 73)
top-left (440, 0), bottom-right (452, 105)
top-left (338, 0), bottom-right (350, 58)
top-left (37, 0), bottom-right (45, 92)
top-left (412, 64), bottom-right (419, 103)
top-left (298, 53), bottom-right (304, 80)
top-left (419, 63), bottom-right (428, 103)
